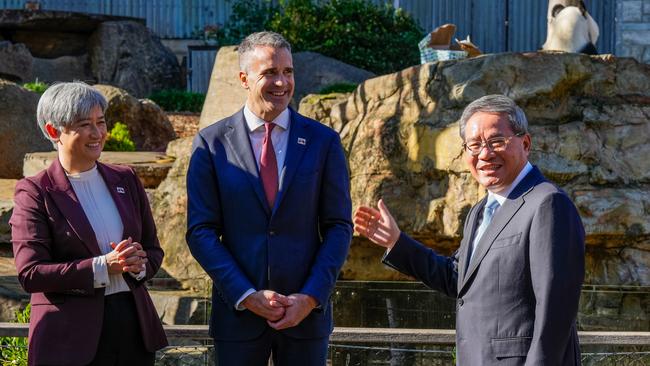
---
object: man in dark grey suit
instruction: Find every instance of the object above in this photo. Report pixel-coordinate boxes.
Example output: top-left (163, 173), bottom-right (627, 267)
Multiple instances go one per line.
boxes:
top-left (354, 94), bottom-right (585, 365)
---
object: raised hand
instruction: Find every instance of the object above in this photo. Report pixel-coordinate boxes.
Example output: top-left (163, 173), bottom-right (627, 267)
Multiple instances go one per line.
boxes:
top-left (353, 199), bottom-right (401, 249)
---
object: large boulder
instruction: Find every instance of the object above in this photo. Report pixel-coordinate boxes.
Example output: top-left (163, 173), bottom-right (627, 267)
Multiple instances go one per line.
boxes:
top-left (292, 51), bottom-right (374, 106)
top-left (32, 55), bottom-right (92, 84)
top-left (199, 46), bottom-right (246, 129)
top-left (0, 80), bottom-right (51, 178)
top-left (150, 138), bottom-right (209, 291)
top-left (199, 48), bottom-right (374, 130)
top-left (94, 84), bottom-right (176, 151)
top-left (89, 21), bottom-right (182, 98)
top-left (0, 41), bottom-right (32, 82)
top-left (327, 52), bottom-right (650, 285)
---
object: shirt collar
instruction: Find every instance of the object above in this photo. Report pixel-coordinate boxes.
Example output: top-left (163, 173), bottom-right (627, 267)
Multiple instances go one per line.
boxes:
top-left (243, 105), bottom-right (290, 132)
top-left (488, 161), bottom-right (533, 205)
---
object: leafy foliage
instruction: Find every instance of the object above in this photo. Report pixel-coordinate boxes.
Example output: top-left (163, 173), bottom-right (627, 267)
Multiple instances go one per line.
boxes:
top-left (104, 122), bottom-right (136, 152)
top-left (148, 89), bottom-right (205, 112)
top-left (318, 82), bottom-right (358, 95)
top-left (0, 304), bottom-right (30, 366)
top-left (216, 0), bottom-right (423, 75)
top-left (22, 79), bottom-right (48, 94)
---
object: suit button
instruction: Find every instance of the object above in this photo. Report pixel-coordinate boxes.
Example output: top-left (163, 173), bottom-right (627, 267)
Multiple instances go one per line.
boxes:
top-left (269, 230), bottom-right (276, 236)
top-left (458, 299), bottom-right (464, 306)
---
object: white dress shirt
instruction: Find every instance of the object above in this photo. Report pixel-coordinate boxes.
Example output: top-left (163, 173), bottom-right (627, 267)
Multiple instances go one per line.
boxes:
top-left (66, 164), bottom-right (144, 295)
top-left (487, 161), bottom-right (533, 205)
top-left (235, 106), bottom-right (291, 310)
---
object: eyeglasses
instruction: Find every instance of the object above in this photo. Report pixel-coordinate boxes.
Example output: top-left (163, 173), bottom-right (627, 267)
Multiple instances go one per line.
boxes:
top-left (462, 132), bottom-right (525, 156)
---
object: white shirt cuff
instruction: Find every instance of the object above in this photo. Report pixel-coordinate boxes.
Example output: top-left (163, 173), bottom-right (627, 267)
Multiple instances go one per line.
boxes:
top-left (235, 288), bottom-right (256, 311)
top-left (128, 266), bottom-right (147, 281)
top-left (92, 255), bottom-right (110, 288)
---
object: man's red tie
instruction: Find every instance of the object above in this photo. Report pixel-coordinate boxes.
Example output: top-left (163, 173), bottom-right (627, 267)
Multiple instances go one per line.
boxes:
top-left (260, 122), bottom-right (278, 208)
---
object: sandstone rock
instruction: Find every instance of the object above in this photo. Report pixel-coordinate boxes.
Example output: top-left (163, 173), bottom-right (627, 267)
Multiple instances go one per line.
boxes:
top-left (12, 30), bottom-right (86, 59)
top-left (292, 51), bottom-right (374, 107)
top-left (23, 151), bottom-right (173, 189)
top-left (298, 93), bottom-right (351, 133)
top-left (0, 179), bottom-right (16, 245)
top-left (89, 21), bottom-right (182, 98)
top-left (161, 52), bottom-right (650, 288)
top-left (199, 48), bottom-right (374, 130)
top-left (94, 84), bottom-right (176, 151)
top-left (327, 52), bottom-right (650, 285)
top-left (151, 138), bottom-right (207, 291)
top-left (199, 46), bottom-right (246, 129)
top-left (0, 41), bottom-right (32, 82)
top-left (0, 80), bottom-right (52, 179)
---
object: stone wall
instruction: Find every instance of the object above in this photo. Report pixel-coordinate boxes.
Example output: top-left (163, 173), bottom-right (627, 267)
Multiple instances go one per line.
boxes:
top-left (617, 0), bottom-right (650, 63)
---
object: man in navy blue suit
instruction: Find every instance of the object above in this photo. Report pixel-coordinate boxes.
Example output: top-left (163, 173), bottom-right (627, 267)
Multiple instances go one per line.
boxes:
top-left (186, 31), bottom-right (353, 365)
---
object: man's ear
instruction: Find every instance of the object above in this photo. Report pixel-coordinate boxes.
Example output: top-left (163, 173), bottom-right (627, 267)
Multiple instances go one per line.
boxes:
top-left (239, 71), bottom-right (249, 89)
top-left (44, 122), bottom-right (60, 141)
top-left (522, 134), bottom-right (532, 154)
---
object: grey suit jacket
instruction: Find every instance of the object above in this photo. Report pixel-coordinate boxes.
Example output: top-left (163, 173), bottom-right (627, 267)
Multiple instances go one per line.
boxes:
top-left (384, 166), bottom-right (585, 365)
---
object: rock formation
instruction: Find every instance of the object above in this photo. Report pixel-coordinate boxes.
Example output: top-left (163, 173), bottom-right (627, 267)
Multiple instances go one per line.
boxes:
top-left (0, 10), bottom-right (182, 96)
top-left (94, 84), bottom-right (176, 151)
top-left (0, 80), bottom-right (52, 179)
top-left (155, 52), bottom-right (650, 292)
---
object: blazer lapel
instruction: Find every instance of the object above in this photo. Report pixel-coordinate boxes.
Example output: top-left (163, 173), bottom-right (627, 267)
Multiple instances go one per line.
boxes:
top-left (458, 166), bottom-right (545, 293)
top-left (273, 109), bottom-right (312, 213)
top-left (457, 200), bottom-right (483, 287)
top-left (97, 163), bottom-right (135, 240)
top-left (45, 159), bottom-right (101, 256)
top-left (223, 110), bottom-right (270, 215)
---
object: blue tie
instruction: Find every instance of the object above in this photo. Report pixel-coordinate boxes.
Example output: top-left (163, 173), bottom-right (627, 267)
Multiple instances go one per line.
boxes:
top-left (470, 196), bottom-right (500, 262)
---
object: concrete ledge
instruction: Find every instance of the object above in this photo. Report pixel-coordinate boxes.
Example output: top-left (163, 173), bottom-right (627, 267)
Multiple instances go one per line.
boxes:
top-left (3, 324), bottom-right (648, 346)
top-left (23, 151), bottom-right (174, 188)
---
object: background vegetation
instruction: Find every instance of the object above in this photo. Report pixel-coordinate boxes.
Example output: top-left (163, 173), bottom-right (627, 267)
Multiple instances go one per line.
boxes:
top-left (104, 122), bottom-right (136, 151)
top-left (0, 304), bottom-right (29, 366)
top-left (216, 0), bottom-right (423, 75)
top-left (148, 89), bottom-right (206, 113)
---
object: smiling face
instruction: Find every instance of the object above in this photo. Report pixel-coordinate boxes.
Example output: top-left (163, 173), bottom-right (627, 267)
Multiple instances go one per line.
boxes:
top-left (52, 105), bottom-right (107, 173)
top-left (463, 111), bottom-right (531, 193)
top-left (239, 45), bottom-right (294, 121)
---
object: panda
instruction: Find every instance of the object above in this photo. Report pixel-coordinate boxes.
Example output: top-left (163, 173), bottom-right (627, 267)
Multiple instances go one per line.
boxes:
top-left (542, 0), bottom-right (599, 54)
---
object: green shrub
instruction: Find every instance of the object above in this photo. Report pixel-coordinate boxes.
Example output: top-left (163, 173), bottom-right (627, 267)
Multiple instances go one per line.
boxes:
top-left (217, 0), bottom-right (423, 75)
top-left (318, 82), bottom-right (358, 95)
top-left (0, 304), bottom-right (30, 366)
top-left (104, 122), bottom-right (136, 152)
top-left (23, 79), bottom-right (48, 94)
top-left (148, 89), bottom-right (205, 112)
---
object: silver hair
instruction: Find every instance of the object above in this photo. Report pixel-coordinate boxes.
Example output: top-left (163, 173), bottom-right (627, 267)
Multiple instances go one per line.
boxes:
top-left (36, 81), bottom-right (107, 148)
top-left (238, 31), bottom-right (292, 72)
top-left (459, 94), bottom-right (529, 140)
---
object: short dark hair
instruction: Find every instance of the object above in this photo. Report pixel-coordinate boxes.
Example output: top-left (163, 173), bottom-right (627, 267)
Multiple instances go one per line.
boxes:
top-left (238, 31), bottom-right (292, 72)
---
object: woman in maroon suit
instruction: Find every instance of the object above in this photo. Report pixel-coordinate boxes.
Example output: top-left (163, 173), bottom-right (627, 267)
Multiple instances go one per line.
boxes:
top-left (10, 82), bottom-right (167, 366)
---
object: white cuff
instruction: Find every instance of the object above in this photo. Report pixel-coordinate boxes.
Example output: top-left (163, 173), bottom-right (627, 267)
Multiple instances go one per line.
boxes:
top-left (92, 255), bottom-right (110, 288)
top-left (235, 288), bottom-right (256, 311)
top-left (128, 266), bottom-right (147, 281)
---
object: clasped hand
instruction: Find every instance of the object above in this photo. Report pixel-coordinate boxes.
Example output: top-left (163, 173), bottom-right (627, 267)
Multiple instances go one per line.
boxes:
top-left (242, 290), bottom-right (318, 330)
top-left (105, 237), bottom-right (148, 275)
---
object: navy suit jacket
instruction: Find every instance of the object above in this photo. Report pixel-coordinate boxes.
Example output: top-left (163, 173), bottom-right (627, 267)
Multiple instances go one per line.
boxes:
top-left (186, 108), bottom-right (352, 340)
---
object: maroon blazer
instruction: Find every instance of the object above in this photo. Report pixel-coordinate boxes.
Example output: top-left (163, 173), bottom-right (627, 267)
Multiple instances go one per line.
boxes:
top-left (10, 159), bottom-right (167, 366)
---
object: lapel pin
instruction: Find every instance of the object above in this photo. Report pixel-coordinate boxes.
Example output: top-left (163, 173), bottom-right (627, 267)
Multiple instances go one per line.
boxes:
top-left (116, 187), bottom-right (125, 194)
top-left (297, 137), bottom-right (306, 145)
